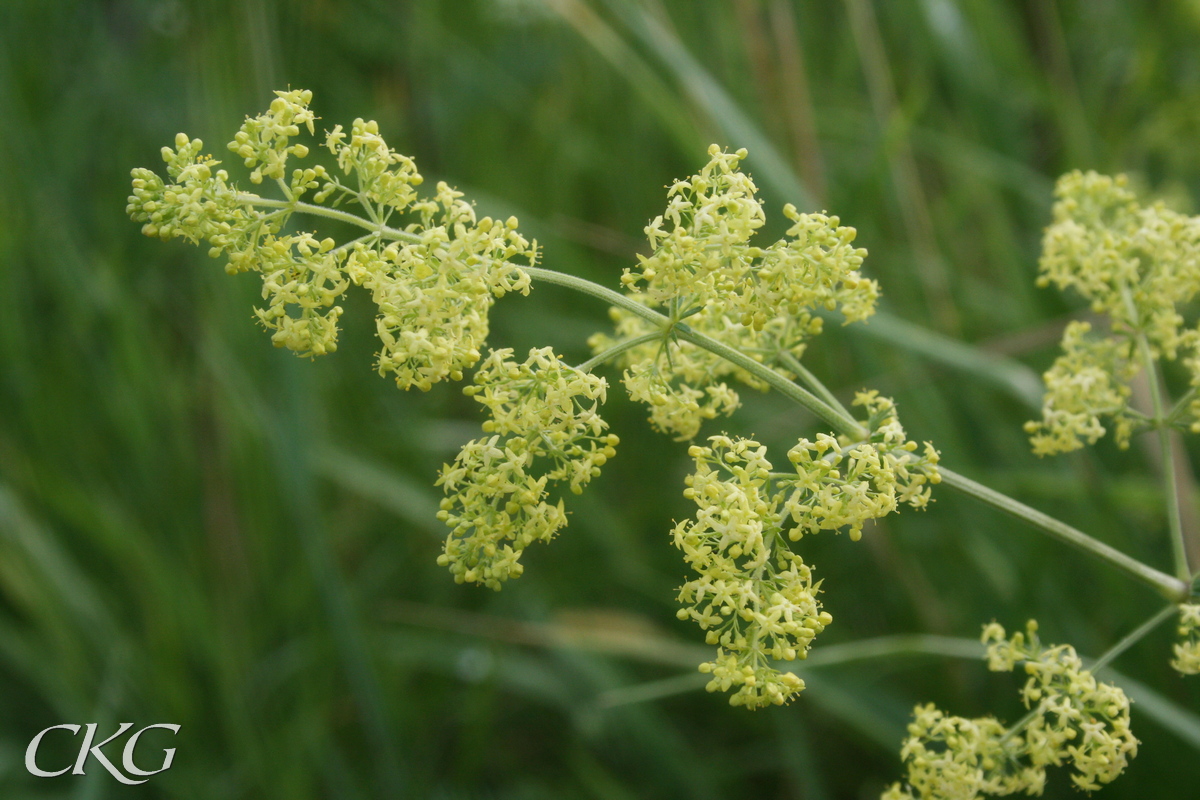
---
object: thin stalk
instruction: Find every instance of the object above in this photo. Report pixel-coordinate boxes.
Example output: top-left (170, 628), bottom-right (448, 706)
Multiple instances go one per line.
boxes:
top-left (939, 468), bottom-right (1188, 601)
top-left (1138, 333), bottom-right (1192, 582)
top-left (575, 332), bottom-right (661, 374)
top-left (802, 633), bottom-right (983, 667)
top-left (677, 324), bottom-right (863, 435)
top-left (1090, 603), bottom-right (1177, 673)
top-left (524, 264), bottom-right (851, 436)
top-left (389, 598), bottom-right (986, 671)
top-left (596, 673), bottom-right (709, 708)
top-left (778, 350), bottom-right (854, 421)
top-left (1167, 385), bottom-right (1199, 425)
top-left (237, 194), bottom-right (422, 243)
top-left (998, 705), bottom-right (1042, 747)
top-left (331, 232), bottom-right (379, 256)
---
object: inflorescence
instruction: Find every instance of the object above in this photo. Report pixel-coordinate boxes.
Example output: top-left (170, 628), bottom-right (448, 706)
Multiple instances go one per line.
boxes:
top-left (1172, 603), bottom-right (1200, 675)
top-left (674, 394), bottom-right (938, 708)
top-left (1026, 171), bottom-right (1200, 455)
top-left (127, 91), bottom-right (939, 709)
top-left (436, 347), bottom-right (618, 589)
top-left (884, 621), bottom-right (1138, 799)
top-left (589, 145), bottom-right (878, 441)
top-left (1023, 169), bottom-right (1200, 685)
top-left (128, 89), bottom-right (536, 384)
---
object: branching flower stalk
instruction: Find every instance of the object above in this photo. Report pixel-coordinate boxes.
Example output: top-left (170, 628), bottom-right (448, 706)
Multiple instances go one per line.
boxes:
top-left (129, 91), bottom-right (1200, 788)
top-left (125, 92), bottom-right (1194, 594)
top-left (1025, 172), bottom-right (1200, 579)
top-left (936, 469), bottom-right (1186, 602)
top-left (527, 249), bottom-right (1191, 600)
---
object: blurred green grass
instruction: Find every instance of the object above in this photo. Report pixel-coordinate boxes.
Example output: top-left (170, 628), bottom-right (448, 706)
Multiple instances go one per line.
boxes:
top-left (2, 0), bottom-right (1200, 797)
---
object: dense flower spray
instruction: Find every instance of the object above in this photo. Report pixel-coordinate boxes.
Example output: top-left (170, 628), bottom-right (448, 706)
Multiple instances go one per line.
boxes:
top-left (884, 621), bottom-right (1138, 799)
top-left (1026, 171), bottom-right (1200, 454)
top-left (128, 89), bottom-right (536, 386)
top-left (1173, 604), bottom-right (1200, 675)
top-left (674, 393), bottom-right (938, 708)
top-left (128, 93), bottom-right (943, 708)
top-left (436, 347), bottom-right (618, 589)
top-left (126, 91), bottom-right (621, 588)
top-left (589, 145), bottom-right (878, 441)
top-left (1024, 170), bottom-right (1200, 678)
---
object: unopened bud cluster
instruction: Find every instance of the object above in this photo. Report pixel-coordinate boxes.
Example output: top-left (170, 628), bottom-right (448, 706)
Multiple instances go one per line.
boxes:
top-left (885, 620), bottom-right (1138, 799)
top-left (674, 396), bottom-right (938, 708)
top-left (436, 348), bottom-right (618, 590)
top-left (1027, 171), bottom-right (1200, 454)
top-left (590, 145), bottom-right (879, 441)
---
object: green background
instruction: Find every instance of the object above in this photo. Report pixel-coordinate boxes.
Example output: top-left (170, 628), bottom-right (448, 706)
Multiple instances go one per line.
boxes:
top-left (1, 0), bottom-right (1199, 797)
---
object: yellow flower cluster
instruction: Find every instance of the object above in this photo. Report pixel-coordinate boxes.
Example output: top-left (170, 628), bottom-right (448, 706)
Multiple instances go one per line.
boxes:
top-left (984, 621), bottom-right (1139, 792)
top-left (1027, 171), bottom-right (1200, 454)
top-left (323, 117), bottom-right (421, 210)
top-left (782, 392), bottom-right (940, 542)
top-left (343, 191), bottom-right (532, 390)
top-left (436, 348), bottom-right (618, 590)
top-left (620, 146), bottom-right (875, 326)
top-left (1171, 603), bottom-right (1200, 675)
top-left (674, 397), bottom-right (936, 708)
top-left (127, 89), bottom-right (536, 383)
top-left (616, 350), bottom-right (742, 442)
top-left (623, 145), bottom-right (765, 305)
top-left (1025, 321), bottom-right (1136, 455)
top-left (590, 145), bottom-right (878, 441)
top-left (129, 134), bottom-right (253, 252)
top-left (228, 88), bottom-right (317, 185)
top-left (674, 436), bottom-right (826, 708)
top-left (881, 707), bottom-right (1036, 800)
top-left (885, 620), bottom-right (1138, 799)
top-left (253, 232), bottom-right (349, 356)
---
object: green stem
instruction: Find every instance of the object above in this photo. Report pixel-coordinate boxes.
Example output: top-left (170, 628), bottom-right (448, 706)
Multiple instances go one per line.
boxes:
top-left (1167, 385), bottom-right (1199, 426)
top-left (388, 598), bottom-right (988, 671)
top-left (524, 268), bottom-right (852, 430)
top-left (778, 350), bottom-right (854, 421)
top-left (331, 232), bottom-right (378, 256)
top-left (237, 194), bottom-right (422, 244)
top-left (524, 265), bottom-right (673, 327)
top-left (939, 468), bottom-right (1189, 602)
top-left (676, 325), bottom-right (864, 436)
top-left (1138, 332), bottom-right (1192, 582)
top-left (575, 332), bottom-right (661, 374)
top-left (1090, 603), bottom-right (1177, 673)
top-left (802, 633), bottom-right (983, 667)
top-left (998, 705), bottom-right (1043, 747)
